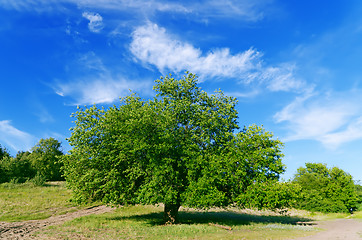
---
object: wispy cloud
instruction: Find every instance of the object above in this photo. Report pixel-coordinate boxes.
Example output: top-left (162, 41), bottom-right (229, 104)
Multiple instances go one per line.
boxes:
top-left (130, 22), bottom-right (304, 92)
top-left (274, 89), bottom-right (362, 148)
top-left (259, 64), bottom-right (306, 92)
top-left (73, 0), bottom-right (273, 22)
top-left (0, 0), bottom-right (272, 23)
top-left (320, 117), bottom-right (362, 148)
top-left (0, 120), bottom-right (36, 152)
top-left (54, 52), bottom-right (151, 105)
top-left (56, 77), bottom-right (150, 105)
top-left (34, 105), bottom-right (54, 123)
top-left (188, 0), bottom-right (271, 22)
top-left (82, 11), bottom-right (104, 33)
top-left (0, 0), bottom-right (59, 12)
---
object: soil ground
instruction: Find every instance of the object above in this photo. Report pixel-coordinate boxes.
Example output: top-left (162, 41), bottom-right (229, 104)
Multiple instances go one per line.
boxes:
top-left (0, 205), bottom-right (114, 240)
top-left (293, 218), bottom-right (362, 240)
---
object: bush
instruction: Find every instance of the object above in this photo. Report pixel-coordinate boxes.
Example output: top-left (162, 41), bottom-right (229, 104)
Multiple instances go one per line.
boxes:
top-left (237, 181), bottom-right (301, 212)
top-left (27, 172), bottom-right (46, 187)
top-left (0, 152), bottom-right (36, 183)
top-left (292, 163), bottom-right (358, 213)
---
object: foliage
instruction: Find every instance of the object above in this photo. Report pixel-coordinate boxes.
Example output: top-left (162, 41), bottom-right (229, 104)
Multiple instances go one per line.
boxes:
top-left (355, 183), bottom-right (362, 211)
top-left (29, 138), bottom-right (64, 181)
top-left (63, 72), bottom-right (286, 223)
top-left (27, 172), bottom-right (47, 186)
top-left (238, 181), bottom-right (301, 211)
top-left (292, 163), bottom-right (358, 213)
top-left (0, 139), bottom-right (64, 183)
top-left (3, 151), bottom-right (36, 183)
top-left (226, 125), bottom-right (285, 198)
top-left (0, 144), bottom-right (10, 160)
top-left (0, 153), bottom-right (34, 184)
top-left (0, 144), bottom-right (11, 183)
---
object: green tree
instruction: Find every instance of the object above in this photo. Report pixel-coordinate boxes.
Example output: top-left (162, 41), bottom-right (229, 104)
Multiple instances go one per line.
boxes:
top-left (0, 144), bottom-right (10, 160)
top-left (11, 151), bottom-right (36, 182)
top-left (29, 138), bottom-right (64, 181)
top-left (0, 145), bottom-right (11, 183)
top-left (63, 73), bottom-right (285, 223)
top-left (355, 182), bottom-right (362, 210)
top-left (0, 151), bottom-right (36, 183)
top-left (292, 163), bottom-right (358, 213)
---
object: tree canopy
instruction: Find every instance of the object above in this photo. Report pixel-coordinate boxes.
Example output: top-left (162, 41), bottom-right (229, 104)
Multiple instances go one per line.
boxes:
top-left (63, 73), bottom-right (285, 223)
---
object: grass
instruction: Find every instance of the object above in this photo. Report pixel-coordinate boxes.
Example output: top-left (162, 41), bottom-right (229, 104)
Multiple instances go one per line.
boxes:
top-left (37, 205), bottom-right (318, 240)
top-left (351, 211), bottom-right (362, 219)
top-left (0, 181), bottom-right (81, 221)
top-left (2, 182), bottom-right (361, 239)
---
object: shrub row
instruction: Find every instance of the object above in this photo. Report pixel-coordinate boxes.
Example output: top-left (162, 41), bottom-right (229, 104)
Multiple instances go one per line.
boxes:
top-left (0, 138), bottom-right (64, 183)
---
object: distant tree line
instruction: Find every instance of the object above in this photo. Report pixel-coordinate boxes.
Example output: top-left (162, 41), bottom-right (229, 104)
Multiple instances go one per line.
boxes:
top-left (0, 137), bottom-right (64, 184)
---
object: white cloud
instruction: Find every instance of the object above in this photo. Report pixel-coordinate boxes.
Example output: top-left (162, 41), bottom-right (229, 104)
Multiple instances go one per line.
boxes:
top-left (33, 105), bottom-right (54, 123)
top-left (82, 11), bottom-right (104, 33)
top-left (0, 120), bottom-right (36, 152)
top-left (130, 23), bottom-right (304, 92)
top-left (0, 0), bottom-right (59, 12)
top-left (0, 0), bottom-right (271, 23)
top-left (56, 77), bottom-right (150, 105)
top-left (130, 23), bottom-right (258, 78)
top-left (274, 89), bottom-right (362, 148)
top-left (55, 52), bottom-right (151, 105)
top-left (261, 64), bottom-right (305, 92)
top-left (74, 0), bottom-right (273, 22)
top-left (189, 0), bottom-right (269, 22)
top-left (320, 117), bottom-right (362, 148)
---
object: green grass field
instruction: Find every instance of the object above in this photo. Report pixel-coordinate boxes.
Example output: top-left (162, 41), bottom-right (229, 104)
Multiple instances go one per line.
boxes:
top-left (37, 205), bottom-right (319, 240)
top-left (0, 181), bottom-right (81, 221)
top-left (1, 182), bottom-right (360, 239)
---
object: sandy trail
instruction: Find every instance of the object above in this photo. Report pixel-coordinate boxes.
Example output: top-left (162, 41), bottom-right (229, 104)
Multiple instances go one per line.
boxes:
top-left (293, 218), bottom-right (362, 240)
top-left (0, 205), bottom-right (114, 240)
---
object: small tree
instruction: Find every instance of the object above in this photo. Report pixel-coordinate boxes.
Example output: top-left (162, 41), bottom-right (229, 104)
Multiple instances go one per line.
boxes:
top-left (0, 144), bottom-right (10, 160)
top-left (0, 145), bottom-right (11, 183)
top-left (63, 73), bottom-right (286, 223)
top-left (292, 163), bottom-right (358, 213)
top-left (12, 151), bottom-right (36, 182)
top-left (29, 138), bottom-right (64, 181)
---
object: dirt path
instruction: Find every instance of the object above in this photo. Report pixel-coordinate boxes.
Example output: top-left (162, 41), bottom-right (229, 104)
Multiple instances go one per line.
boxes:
top-left (0, 205), bottom-right (114, 240)
top-left (293, 218), bottom-right (362, 240)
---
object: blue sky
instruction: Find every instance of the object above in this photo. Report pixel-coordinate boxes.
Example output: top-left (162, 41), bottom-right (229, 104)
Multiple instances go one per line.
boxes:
top-left (1, 0), bottom-right (362, 181)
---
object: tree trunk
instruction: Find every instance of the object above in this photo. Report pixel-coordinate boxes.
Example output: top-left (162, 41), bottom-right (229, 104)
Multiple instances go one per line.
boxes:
top-left (164, 203), bottom-right (180, 224)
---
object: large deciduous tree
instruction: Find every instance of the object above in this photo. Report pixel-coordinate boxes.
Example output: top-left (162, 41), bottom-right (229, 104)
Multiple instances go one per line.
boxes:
top-left (63, 73), bottom-right (285, 223)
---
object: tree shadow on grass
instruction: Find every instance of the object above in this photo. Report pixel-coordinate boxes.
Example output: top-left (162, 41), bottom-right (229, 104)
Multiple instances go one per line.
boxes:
top-left (107, 209), bottom-right (313, 227)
